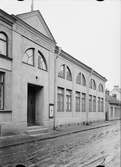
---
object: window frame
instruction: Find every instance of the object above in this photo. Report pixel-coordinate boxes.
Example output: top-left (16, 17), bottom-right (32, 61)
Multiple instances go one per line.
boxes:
top-left (89, 95), bottom-right (92, 112)
top-left (58, 64), bottom-right (65, 79)
top-left (89, 79), bottom-right (96, 90)
top-left (0, 72), bottom-right (4, 110)
top-left (57, 87), bottom-right (64, 112)
top-left (66, 66), bottom-right (72, 81)
top-left (82, 74), bottom-right (86, 86)
top-left (76, 72), bottom-right (81, 85)
top-left (66, 89), bottom-right (72, 112)
top-left (38, 51), bottom-right (47, 71)
top-left (99, 83), bottom-right (104, 92)
top-left (93, 96), bottom-right (96, 112)
top-left (23, 48), bottom-right (35, 66)
top-left (82, 93), bottom-right (86, 112)
top-left (98, 97), bottom-right (100, 112)
top-left (75, 91), bottom-right (80, 112)
top-left (0, 32), bottom-right (8, 57)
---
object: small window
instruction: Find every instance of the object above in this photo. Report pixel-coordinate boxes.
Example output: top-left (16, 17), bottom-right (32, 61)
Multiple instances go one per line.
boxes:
top-left (23, 48), bottom-right (34, 66)
top-left (76, 72), bottom-right (81, 85)
top-left (0, 32), bottom-right (8, 56)
top-left (58, 64), bottom-right (65, 79)
top-left (98, 83), bottom-right (104, 92)
top-left (0, 72), bottom-right (4, 110)
top-left (66, 66), bottom-right (72, 81)
top-left (82, 74), bottom-right (86, 86)
top-left (38, 51), bottom-right (47, 71)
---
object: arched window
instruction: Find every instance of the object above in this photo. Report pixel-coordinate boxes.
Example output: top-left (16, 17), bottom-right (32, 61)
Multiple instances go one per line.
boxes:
top-left (98, 83), bottom-right (104, 92)
top-left (82, 74), bottom-right (86, 86)
top-left (0, 32), bottom-right (8, 56)
top-left (76, 72), bottom-right (81, 85)
top-left (89, 79), bottom-right (96, 90)
top-left (58, 64), bottom-right (65, 79)
top-left (66, 66), bottom-right (72, 81)
top-left (38, 51), bottom-right (47, 71)
top-left (58, 64), bottom-right (72, 81)
top-left (23, 48), bottom-right (34, 66)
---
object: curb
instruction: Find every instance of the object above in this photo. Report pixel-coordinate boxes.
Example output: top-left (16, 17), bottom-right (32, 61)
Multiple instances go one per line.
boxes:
top-left (0, 122), bottom-right (113, 149)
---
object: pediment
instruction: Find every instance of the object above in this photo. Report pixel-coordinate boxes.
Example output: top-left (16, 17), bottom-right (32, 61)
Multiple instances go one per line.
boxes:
top-left (17, 10), bottom-right (55, 42)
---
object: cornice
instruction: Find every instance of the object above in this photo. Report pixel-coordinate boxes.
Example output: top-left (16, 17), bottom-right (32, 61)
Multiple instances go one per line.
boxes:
top-left (60, 50), bottom-right (92, 72)
top-left (60, 50), bottom-right (107, 82)
top-left (93, 70), bottom-right (107, 82)
top-left (0, 9), bottom-right (16, 26)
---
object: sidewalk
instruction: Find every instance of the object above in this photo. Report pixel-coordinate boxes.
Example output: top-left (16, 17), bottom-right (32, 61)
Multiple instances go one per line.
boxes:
top-left (0, 120), bottom-right (115, 149)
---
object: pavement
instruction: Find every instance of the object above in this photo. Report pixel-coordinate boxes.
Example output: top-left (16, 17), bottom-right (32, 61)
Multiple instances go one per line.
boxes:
top-left (0, 120), bottom-right (116, 149)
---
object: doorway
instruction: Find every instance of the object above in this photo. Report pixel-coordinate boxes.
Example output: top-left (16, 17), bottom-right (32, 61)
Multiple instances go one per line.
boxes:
top-left (27, 84), bottom-right (43, 126)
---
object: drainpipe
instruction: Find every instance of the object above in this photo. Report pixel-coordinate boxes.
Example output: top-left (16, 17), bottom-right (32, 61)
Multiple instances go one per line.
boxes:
top-left (53, 46), bottom-right (62, 130)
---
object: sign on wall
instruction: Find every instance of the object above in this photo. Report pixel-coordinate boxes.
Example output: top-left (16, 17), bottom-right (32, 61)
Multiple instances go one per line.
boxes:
top-left (49, 104), bottom-right (54, 118)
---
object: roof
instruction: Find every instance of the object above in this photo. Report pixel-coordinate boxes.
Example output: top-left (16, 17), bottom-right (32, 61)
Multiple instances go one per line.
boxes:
top-left (59, 49), bottom-right (107, 82)
top-left (16, 10), bottom-right (56, 43)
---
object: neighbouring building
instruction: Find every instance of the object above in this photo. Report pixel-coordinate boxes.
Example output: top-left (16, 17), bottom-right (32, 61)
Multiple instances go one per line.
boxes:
top-left (110, 85), bottom-right (121, 101)
top-left (0, 9), bottom-right (107, 135)
top-left (105, 90), bottom-right (121, 121)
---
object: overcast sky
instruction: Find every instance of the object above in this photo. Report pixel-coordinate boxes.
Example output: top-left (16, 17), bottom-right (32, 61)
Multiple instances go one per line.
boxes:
top-left (0, 0), bottom-right (120, 90)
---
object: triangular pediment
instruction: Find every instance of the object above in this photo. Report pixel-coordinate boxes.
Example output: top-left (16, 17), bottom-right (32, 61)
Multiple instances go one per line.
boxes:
top-left (17, 10), bottom-right (55, 42)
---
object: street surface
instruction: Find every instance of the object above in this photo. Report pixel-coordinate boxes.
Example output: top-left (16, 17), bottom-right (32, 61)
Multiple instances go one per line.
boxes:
top-left (0, 120), bottom-right (120, 167)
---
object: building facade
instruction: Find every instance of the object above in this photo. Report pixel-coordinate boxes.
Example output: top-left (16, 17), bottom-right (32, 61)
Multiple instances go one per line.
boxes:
top-left (105, 90), bottom-right (121, 121)
top-left (110, 85), bottom-right (121, 101)
top-left (0, 9), bottom-right (107, 135)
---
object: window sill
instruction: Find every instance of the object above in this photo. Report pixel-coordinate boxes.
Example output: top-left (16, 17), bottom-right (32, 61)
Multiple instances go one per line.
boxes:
top-left (22, 61), bottom-right (34, 67)
top-left (0, 54), bottom-right (12, 61)
top-left (38, 67), bottom-right (47, 72)
top-left (0, 110), bottom-right (12, 113)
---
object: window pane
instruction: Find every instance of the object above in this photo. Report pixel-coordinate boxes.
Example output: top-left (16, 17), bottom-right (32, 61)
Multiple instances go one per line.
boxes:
top-left (0, 33), bottom-right (6, 40)
top-left (76, 73), bottom-right (81, 84)
top-left (23, 48), bottom-right (34, 65)
top-left (82, 74), bottom-right (86, 86)
top-left (66, 90), bottom-right (72, 112)
top-left (89, 95), bottom-right (92, 112)
top-left (38, 52), bottom-right (47, 70)
top-left (82, 93), bottom-right (86, 112)
top-left (0, 40), bottom-right (6, 56)
top-left (57, 88), bottom-right (64, 112)
top-left (58, 65), bottom-right (65, 79)
top-left (0, 85), bottom-right (3, 109)
top-left (75, 92), bottom-right (80, 112)
top-left (93, 96), bottom-right (96, 112)
top-left (0, 74), bottom-right (4, 83)
top-left (98, 97), bottom-right (100, 112)
top-left (0, 73), bottom-right (4, 110)
top-left (28, 56), bottom-right (33, 65)
top-left (110, 106), bottom-right (113, 118)
top-left (66, 67), bottom-right (72, 81)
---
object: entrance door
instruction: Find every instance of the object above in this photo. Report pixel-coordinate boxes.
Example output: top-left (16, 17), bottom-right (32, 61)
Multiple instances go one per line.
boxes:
top-left (27, 86), bottom-right (36, 126)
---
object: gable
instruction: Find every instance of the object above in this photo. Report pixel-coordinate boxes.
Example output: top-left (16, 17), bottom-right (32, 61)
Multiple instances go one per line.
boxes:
top-left (17, 10), bottom-right (55, 42)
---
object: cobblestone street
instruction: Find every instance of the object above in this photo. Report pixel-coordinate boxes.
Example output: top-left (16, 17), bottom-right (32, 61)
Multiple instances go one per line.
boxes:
top-left (0, 120), bottom-right (120, 167)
